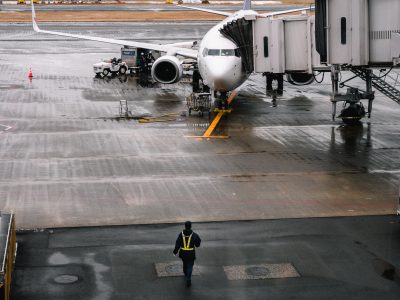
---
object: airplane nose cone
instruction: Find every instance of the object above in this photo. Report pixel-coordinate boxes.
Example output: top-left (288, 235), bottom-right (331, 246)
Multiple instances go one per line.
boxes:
top-left (214, 79), bottom-right (228, 91)
top-left (208, 62), bottom-right (232, 79)
top-left (206, 61), bottom-right (234, 91)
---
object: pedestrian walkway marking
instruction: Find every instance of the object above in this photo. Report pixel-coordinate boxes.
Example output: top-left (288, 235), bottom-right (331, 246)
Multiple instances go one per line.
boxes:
top-left (155, 261), bottom-right (201, 277)
top-left (223, 263), bottom-right (300, 280)
top-left (185, 90), bottom-right (238, 139)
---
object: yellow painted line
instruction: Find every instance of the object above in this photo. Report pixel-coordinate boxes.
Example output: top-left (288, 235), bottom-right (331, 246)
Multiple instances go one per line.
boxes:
top-left (227, 90), bottom-right (238, 105)
top-left (140, 113), bottom-right (178, 120)
top-left (213, 108), bottom-right (232, 113)
top-left (138, 118), bottom-right (176, 123)
top-left (202, 90), bottom-right (238, 138)
top-left (185, 135), bottom-right (230, 139)
top-left (138, 113), bottom-right (178, 123)
top-left (202, 112), bottom-right (224, 137)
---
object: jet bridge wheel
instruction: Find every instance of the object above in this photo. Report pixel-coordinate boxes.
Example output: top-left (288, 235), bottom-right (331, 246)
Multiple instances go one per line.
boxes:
top-left (340, 103), bottom-right (366, 125)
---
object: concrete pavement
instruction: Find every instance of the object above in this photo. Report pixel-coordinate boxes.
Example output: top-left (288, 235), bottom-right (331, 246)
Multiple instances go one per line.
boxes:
top-left (12, 216), bottom-right (400, 299)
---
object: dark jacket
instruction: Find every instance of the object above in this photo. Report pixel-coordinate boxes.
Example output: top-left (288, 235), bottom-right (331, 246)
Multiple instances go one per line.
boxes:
top-left (173, 229), bottom-right (201, 261)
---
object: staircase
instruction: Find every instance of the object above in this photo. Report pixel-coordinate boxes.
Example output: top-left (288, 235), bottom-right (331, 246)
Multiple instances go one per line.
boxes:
top-left (350, 68), bottom-right (400, 104)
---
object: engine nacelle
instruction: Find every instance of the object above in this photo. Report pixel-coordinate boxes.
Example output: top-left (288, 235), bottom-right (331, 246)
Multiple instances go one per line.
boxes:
top-left (286, 73), bottom-right (315, 85)
top-left (151, 55), bottom-right (183, 84)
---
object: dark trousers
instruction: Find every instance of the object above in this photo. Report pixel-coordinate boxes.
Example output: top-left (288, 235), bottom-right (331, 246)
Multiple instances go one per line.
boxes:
top-left (182, 260), bottom-right (194, 281)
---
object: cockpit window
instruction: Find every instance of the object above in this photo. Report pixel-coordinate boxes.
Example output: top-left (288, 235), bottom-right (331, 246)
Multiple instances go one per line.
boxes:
top-left (206, 48), bottom-right (240, 57)
top-left (207, 49), bottom-right (221, 56)
top-left (234, 49), bottom-right (240, 57)
top-left (221, 49), bottom-right (235, 56)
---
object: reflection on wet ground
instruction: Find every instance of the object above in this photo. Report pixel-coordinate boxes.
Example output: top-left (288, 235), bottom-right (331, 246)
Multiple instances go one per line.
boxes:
top-left (93, 73), bottom-right (157, 87)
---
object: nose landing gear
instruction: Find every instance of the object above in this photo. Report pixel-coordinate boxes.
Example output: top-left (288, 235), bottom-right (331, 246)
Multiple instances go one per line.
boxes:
top-left (214, 91), bottom-right (229, 111)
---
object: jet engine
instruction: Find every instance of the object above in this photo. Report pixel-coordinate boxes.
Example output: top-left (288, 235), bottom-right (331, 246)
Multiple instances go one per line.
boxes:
top-left (151, 56), bottom-right (183, 84)
top-left (286, 73), bottom-right (315, 85)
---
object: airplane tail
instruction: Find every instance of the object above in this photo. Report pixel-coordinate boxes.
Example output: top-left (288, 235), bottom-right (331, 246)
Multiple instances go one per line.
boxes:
top-left (31, 1), bottom-right (40, 32)
top-left (243, 0), bottom-right (251, 10)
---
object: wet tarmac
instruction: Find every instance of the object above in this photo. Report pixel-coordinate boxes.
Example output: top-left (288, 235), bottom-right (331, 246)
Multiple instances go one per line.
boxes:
top-left (0, 22), bottom-right (400, 229)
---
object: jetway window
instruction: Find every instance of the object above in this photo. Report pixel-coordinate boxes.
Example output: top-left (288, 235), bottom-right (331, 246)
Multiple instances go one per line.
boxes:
top-left (263, 37), bottom-right (269, 57)
top-left (341, 17), bottom-right (347, 44)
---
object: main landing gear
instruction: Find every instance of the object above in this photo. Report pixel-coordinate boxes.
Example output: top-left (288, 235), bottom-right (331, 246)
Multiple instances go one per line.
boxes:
top-left (263, 73), bottom-right (283, 106)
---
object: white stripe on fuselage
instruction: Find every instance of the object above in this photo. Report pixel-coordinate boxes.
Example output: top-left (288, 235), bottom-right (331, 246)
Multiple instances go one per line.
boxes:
top-left (198, 10), bottom-right (257, 92)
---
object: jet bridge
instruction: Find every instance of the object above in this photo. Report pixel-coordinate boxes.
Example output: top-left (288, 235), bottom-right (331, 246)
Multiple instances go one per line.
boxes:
top-left (316, 0), bottom-right (400, 67)
top-left (219, 0), bottom-right (400, 122)
top-left (220, 13), bottom-right (322, 98)
top-left (252, 0), bottom-right (399, 72)
top-left (220, 16), bottom-right (255, 75)
top-left (253, 15), bottom-right (322, 75)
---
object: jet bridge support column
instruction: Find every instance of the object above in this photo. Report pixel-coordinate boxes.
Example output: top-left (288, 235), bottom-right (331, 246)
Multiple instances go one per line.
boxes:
top-left (330, 65), bottom-right (340, 121)
top-left (365, 69), bottom-right (374, 118)
top-left (264, 73), bottom-right (284, 98)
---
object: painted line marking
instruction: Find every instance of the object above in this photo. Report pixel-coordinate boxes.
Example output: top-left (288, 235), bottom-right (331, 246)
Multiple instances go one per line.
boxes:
top-left (370, 169), bottom-right (400, 174)
top-left (201, 90), bottom-right (238, 138)
top-left (0, 124), bottom-right (12, 132)
top-left (184, 135), bottom-right (230, 139)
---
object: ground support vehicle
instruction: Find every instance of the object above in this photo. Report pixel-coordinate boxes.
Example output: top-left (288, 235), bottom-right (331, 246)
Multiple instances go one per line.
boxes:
top-left (93, 58), bottom-right (128, 77)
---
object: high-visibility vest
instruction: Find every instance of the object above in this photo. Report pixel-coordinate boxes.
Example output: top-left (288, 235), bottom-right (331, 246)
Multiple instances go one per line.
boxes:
top-left (181, 232), bottom-right (194, 251)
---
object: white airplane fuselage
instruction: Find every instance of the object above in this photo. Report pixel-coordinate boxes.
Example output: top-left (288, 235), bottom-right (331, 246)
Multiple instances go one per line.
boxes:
top-left (197, 10), bottom-right (256, 92)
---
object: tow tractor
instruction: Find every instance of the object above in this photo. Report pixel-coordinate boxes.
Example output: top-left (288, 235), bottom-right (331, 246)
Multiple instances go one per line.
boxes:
top-left (93, 58), bottom-right (128, 77)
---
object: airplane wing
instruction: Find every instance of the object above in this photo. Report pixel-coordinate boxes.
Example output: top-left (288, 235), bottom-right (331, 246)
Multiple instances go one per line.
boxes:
top-left (260, 6), bottom-right (314, 18)
top-left (31, 3), bottom-right (198, 59)
top-left (177, 5), bottom-right (313, 18)
top-left (164, 41), bottom-right (198, 48)
top-left (177, 5), bottom-right (232, 17)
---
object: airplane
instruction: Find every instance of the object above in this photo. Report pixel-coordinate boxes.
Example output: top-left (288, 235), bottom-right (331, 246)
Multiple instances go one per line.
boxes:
top-left (31, 0), bottom-right (312, 105)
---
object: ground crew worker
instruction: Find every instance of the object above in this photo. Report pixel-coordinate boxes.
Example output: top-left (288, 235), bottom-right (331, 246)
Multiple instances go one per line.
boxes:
top-left (173, 221), bottom-right (201, 287)
top-left (147, 51), bottom-right (155, 64)
top-left (139, 52), bottom-right (147, 73)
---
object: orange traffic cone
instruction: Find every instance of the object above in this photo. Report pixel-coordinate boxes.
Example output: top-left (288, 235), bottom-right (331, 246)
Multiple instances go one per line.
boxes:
top-left (28, 68), bottom-right (33, 78)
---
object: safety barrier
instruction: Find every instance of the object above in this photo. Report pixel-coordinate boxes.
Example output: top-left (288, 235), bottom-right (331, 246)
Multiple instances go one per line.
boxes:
top-left (0, 213), bottom-right (16, 300)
